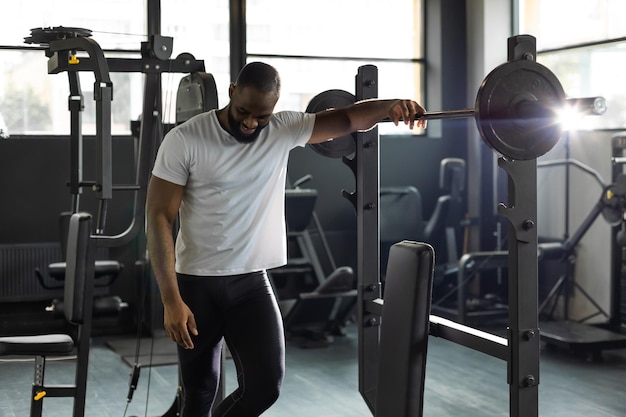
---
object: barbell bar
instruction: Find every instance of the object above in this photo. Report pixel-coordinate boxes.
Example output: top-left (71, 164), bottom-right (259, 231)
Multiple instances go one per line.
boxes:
top-left (307, 59), bottom-right (607, 161)
top-left (390, 108), bottom-right (476, 121)
top-left (382, 97), bottom-right (606, 124)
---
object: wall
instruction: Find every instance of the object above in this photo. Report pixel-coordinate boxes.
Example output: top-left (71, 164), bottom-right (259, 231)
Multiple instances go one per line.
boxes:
top-left (0, 136), bottom-right (141, 332)
top-left (0, 137), bottom-right (137, 244)
top-left (537, 130), bottom-right (619, 322)
top-left (465, 0), bottom-right (512, 252)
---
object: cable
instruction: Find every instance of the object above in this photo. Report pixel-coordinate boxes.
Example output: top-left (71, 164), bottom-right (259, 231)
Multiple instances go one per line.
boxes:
top-left (91, 30), bottom-right (148, 38)
top-left (121, 257), bottom-right (147, 417)
top-left (122, 62), bottom-right (177, 417)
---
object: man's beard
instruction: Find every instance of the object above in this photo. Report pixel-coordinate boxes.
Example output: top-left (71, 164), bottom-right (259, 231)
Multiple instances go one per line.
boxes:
top-left (227, 107), bottom-right (268, 144)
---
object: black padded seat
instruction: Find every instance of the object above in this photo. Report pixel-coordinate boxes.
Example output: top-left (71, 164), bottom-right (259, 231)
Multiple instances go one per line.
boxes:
top-left (376, 241), bottom-right (434, 417)
top-left (33, 213), bottom-right (128, 319)
top-left (48, 259), bottom-right (123, 283)
top-left (423, 158), bottom-right (466, 266)
top-left (43, 260), bottom-right (127, 318)
top-left (284, 188), bottom-right (318, 233)
top-left (0, 212), bottom-right (96, 417)
top-left (50, 211), bottom-right (124, 286)
top-left (49, 295), bottom-right (127, 318)
top-left (0, 334), bottom-right (74, 356)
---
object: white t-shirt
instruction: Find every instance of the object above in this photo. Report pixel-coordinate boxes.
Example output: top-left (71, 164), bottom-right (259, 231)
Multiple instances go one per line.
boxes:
top-left (151, 109), bottom-right (316, 275)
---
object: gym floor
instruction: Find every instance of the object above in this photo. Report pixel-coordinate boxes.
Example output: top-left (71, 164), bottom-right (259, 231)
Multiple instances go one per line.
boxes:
top-left (1, 323), bottom-right (625, 417)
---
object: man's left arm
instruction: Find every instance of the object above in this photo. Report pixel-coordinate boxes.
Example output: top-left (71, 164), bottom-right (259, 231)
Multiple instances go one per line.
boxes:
top-left (308, 99), bottom-right (426, 144)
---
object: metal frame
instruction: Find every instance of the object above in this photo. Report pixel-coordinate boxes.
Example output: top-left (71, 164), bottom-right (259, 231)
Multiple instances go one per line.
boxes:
top-left (39, 35), bottom-right (204, 247)
top-left (46, 36), bottom-right (113, 234)
top-left (31, 10), bottom-right (206, 416)
top-left (0, 212), bottom-right (96, 417)
top-left (351, 36), bottom-right (542, 417)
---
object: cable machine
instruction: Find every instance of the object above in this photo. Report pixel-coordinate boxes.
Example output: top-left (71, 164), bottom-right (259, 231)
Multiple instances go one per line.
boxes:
top-left (24, 12), bottom-right (211, 414)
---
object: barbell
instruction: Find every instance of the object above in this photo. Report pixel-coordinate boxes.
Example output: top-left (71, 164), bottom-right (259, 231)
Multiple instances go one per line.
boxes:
top-left (306, 59), bottom-right (606, 160)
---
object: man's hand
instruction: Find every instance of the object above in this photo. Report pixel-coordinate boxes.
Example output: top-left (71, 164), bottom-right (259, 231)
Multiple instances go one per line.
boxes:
top-left (388, 99), bottom-right (427, 130)
top-left (163, 300), bottom-right (198, 350)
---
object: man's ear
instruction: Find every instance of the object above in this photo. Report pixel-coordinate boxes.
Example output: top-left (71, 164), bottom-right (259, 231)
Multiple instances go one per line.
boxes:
top-left (228, 83), bottom-right (235, 98)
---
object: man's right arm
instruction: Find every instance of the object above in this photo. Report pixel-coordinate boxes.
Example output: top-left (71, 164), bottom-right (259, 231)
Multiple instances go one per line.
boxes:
top-left (146, 175), bottom-right (197, 349)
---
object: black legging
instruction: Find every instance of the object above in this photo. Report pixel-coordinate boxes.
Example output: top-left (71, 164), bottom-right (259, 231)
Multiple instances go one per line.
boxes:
top-left (177, 271), bottom-right (285, 417)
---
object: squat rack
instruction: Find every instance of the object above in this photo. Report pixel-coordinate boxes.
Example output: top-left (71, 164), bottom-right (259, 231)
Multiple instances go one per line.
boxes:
top-left (349, 36), bottom-right (543, 417)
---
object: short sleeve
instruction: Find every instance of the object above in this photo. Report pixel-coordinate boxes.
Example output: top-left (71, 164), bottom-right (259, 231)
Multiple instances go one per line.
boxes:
top-left (151, 130), bottom-right (189, 186)
top-left (273, 111), bottom-right (316, 149)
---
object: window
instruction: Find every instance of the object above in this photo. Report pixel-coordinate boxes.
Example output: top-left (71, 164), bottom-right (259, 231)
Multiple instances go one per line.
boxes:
top-left (519, 0), bottom-right (626, 50)
top-left (0, 0), bottom-right (229, 136)
top-left (0, 0), bottom-right (424, 136)
top-left (0, 0), bottom-right (146, 136)
top-left (518, 0), bottom-right (626, 129)
top-left (161, 0), bottom-right (231, 117)
top-left (537, 44), bottom-right (626, 130)
top-left (246, 0), bottom-right (425, 135)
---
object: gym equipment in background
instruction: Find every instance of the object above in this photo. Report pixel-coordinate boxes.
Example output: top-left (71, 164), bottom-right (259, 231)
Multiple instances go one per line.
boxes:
top-left (307, 34), bottom-right (607, 417)
top-left (0, 213), bottom-right (96, 417)
top-left (272, 175), bottom-right (357, 347)
top-left (431, 158), bottom-right (626, 356)
top-left (24, 25), bottom-right (214, 417)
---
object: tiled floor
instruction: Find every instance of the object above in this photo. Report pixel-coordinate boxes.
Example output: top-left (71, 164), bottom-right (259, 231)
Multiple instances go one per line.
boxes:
top-left (1, 323), bottom-right (626, 417)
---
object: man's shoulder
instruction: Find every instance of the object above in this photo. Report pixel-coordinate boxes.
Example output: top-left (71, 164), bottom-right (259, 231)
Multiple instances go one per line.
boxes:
top-left (271, 110), bottom-right (313, 126)
top-left (165, 110), bottom-right (219, 143)
top-left (177, 109), bottom-right (217, 130)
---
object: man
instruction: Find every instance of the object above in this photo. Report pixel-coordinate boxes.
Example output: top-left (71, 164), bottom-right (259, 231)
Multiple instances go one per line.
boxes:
top-left (146, 61), bottom-right (426, 416)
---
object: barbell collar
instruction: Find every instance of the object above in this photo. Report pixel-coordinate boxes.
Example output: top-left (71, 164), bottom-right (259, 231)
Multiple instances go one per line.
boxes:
top-left (515, 96), bottom-right (607, 120)
top-left (564, 97), bottom-right (607, 115)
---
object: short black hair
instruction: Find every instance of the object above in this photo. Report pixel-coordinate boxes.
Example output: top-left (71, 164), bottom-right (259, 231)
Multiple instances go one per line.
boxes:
top-left (235, 62), bottom-right (281, 94)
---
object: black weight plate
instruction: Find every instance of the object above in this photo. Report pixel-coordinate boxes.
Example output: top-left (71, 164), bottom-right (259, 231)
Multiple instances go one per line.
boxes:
top-left (475, 60), bottom-right (566, 160)
top-left (306, 89), bottom-right (356, 158)
top-left (176, 71), bottom-right (219, 124)
top-left (25, 26), bottom-right (92, 45)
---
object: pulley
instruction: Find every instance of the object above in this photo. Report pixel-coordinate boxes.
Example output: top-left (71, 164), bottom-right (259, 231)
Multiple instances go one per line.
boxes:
top-left (24, 26), bottom-right (92, 45)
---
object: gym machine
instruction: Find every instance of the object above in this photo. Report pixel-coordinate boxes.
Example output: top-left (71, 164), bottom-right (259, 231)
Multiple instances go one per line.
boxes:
top-left (23, 23), bottom-right (214, 416)
top-left (0, 212), bottom-right (97, 417)
top-left (305, 35), bottom-right (606, 417)
top-left (534, 157), bottom-right (626, 357)
top-left (23, 25), bottom-right (206, 244)
top-left (273, 175), bottom-right (357, 348)
top-left (430, 156), bottom-right (626, 354)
